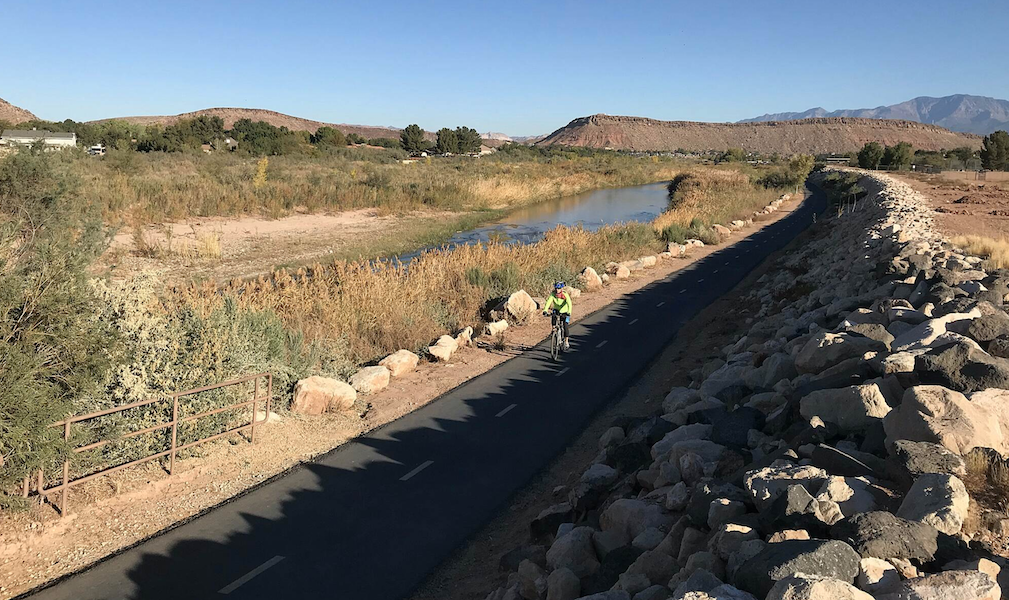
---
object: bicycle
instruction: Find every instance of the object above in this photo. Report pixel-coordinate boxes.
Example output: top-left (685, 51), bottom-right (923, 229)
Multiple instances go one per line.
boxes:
top-left (547, 310), bottom-right (566, 362)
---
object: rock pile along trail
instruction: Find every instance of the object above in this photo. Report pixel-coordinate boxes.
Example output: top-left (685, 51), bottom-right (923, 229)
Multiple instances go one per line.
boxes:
top-left (479, 170), bottom-right (1009, 600)
top-left (20, 189), bottom-right (823, 598)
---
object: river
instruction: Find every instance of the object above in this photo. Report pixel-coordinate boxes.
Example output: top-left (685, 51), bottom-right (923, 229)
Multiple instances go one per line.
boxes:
top-left (394, 181), bottom-right (670, 262)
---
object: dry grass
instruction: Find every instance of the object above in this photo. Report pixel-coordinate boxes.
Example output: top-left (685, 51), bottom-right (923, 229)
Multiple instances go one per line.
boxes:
top-left (652, 168), bottom-right (780, 232)
top-left (952, 234), bottom-right (1009, 269)
top-left (59, 151), bottom-right (682, 225)
top-left (174, 223), bottom-right (662, 367)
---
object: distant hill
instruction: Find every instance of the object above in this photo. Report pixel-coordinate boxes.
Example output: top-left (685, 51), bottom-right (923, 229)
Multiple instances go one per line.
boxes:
top-left (741, 94), bottom-right (1009, 135)
top-left (481, 132), bottom-right (513, 141)
top-left (537, 114), bottom-right (981, 154)
top-left (89, 107), bottom-right (433, 140)
top-left (0, 97), bottom-right (37, 124)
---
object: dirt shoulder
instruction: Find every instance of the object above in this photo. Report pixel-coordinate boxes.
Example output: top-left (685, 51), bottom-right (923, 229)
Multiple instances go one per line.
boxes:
top-left (0, 197), bottom-right (801, 600)
top-left (407, 198), bottom-right (817, 600)
top-left (892, 173), bottom-right (1009, 239)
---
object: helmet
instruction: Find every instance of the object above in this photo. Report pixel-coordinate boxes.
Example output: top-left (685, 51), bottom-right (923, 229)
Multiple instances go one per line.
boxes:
top-left (554, 281), bottom-right (565, 290)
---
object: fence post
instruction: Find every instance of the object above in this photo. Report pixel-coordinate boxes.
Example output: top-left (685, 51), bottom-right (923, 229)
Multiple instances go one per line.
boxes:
top-left (251, 377), bottom-right (260, 443)
top-left (36, 468), bottom-right (43, 506)
top-left (22, 476), bottom-right (29, 498)
top-left (266, 374), bottom-right (272, 419)
top-left (62, 420), bottom-right (71, 514)
top-left (170, 395), bottom-right (179, 475)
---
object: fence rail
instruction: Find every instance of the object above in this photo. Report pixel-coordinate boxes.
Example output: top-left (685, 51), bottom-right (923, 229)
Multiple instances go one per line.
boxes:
top-left (25, 372), bottom-right (273, 515)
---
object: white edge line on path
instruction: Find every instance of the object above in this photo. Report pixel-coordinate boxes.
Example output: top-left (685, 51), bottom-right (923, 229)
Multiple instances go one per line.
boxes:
top-left (656, 301), bottom-right (665, 307)
top-left (596, 340), bottom-right (608, 348)
top-left (400, 460), bottom-right (434, 481)
top-left (555, 367), bottom-right (570, 377)
top-left (218, 556), bottom-right (286, 595)
top-left (628, 318), bottom-right (639, 325)
top-left (495, 404), bottom-right (517, 417)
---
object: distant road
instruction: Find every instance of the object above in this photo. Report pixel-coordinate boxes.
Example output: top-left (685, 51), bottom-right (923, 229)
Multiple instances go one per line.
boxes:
top-left (22, 185), bottom-right (826, 600)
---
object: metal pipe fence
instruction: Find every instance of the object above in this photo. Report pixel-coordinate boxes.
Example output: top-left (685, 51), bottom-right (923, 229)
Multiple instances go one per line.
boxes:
top-left (24, 372), bottom-right (273, 515)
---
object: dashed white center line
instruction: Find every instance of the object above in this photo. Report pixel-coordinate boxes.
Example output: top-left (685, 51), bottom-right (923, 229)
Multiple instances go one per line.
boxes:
top-left (218, 556), bottom-right (286, 594)
top-left (628, 318), bottom-right (639, 325)
top-left (596, 340), bottom-right (608, 348)
top-left (496, 403), bottom-right (517, 417)
top-left (555, 367), bottom-right (570, 377)
top-left (656, 301), bottom-right (665, 307)
top-left (679, 289), bottom-right (686, 294)
top-left (400, 460), bottom-right (434, 481)
top-left (697, 278), bottom-right (704, 283)
top-left (713, 269), bottom-right (719, 274)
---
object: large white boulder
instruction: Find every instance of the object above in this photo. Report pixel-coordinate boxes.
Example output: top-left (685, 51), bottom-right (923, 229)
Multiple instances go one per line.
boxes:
top-left (882, 385), bottom-right (1006, 455)
top-left (578, 266), bottom-right (603, 291)
top-left (896, 473), bottom-right (970, 535)
top-left (379, 349), bottom-right (420, 377)
top-left (799, 384), bottom-right (891, 433)
top-left (291, 376), bottom-right (357, 414)
top-left (350, 366), bottom-right (391, 394)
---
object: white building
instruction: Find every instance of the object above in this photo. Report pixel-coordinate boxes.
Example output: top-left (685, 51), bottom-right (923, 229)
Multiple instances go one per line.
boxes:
top-left (0, 129), bottom-right (77, 150)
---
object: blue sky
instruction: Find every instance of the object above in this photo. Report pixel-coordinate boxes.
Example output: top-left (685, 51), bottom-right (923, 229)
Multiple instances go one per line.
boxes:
top-left (3, 0), bottom-right (1007, 136)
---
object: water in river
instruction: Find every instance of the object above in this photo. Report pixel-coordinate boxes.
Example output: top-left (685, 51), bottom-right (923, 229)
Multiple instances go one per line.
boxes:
top-left (394, 182), bottom-right (670, 262)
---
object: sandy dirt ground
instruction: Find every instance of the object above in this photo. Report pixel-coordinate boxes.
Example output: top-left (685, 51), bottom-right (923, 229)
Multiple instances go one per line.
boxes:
top-left (101, 208), bottom-right (462, 284)
top-left (0, 198), bottom-right (800, 600)
top-left (894, 173), bottom-right (1009, 239)
top-left (406, 199), bottom-right (815, 600)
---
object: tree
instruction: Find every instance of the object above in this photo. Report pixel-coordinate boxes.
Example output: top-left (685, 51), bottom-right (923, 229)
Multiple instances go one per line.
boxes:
top-left (858, 142), bottom-right (884, 169)
top-left (882, 142), bottom-right (913, 170)
top-left (455, 126), bottom-right (482, 154)
top-left (981, 131), bottom-right (1009, 171)
top-left (788, 154), bottom-right (815, 183)
top-left (368, 137), bottom-right (401, 149)
top-left (311, 126), bottom-right (345, 147)
top-left (719, 147), bottom-right (745, 162)
top-left (950, 146), bottom-right (976, 168)
top-left (346, 133), bottom-right (366, 145)
top-left (436, 128), bottom-right (459, 154)
top-left (400, 124), bottom-right (430, 154)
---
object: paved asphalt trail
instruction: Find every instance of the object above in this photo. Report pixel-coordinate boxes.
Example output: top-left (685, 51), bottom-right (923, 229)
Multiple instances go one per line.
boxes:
top-left (23, 185), bottom-right (826, 600)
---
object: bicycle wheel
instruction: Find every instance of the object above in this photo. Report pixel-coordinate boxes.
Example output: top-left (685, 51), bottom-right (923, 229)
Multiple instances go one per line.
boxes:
top-left (550, 327), bottom-right (560, 362)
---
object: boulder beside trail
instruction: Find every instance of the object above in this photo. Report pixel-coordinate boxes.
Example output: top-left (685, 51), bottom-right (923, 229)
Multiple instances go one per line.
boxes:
top-left (379, 349), bottom-right (420, 377)
top-left (291, 376), bottom-right (357, 414)
top-left (579, 267), bottom-right (603, 291)
top-left (882, 385), bottom-right (1006, 455)
top-left (350, 366), bottom-right (391, 394)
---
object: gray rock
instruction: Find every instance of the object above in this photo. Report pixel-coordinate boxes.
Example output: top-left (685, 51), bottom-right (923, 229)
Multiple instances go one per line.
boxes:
top-left (744, 462), bottom-right (829, 511)
top-left (671, 569), bottom-right (724, 597)
top-left (547, 527), bottom-right (600, 578)
top-left (966, 312), bottom-right (1009, 343)
top-left (631, 586), bottom-right (670, 600)
top-left (799, 383), bottom-right (891, 433)
top-left (730, 539), bottom-right (861, 599)
top-left (989, 335), bottom-right (1009, 358)
top-left (582, 463), bottom-right (620, 488)
top-left (795, 332), bottom-right (887, 375)
top-left (760, 484), bottom-right (841, 534)
top-left (708, 523), bottom-right (761, 561)
top-left (708, 499), bottom-right (748, 531)
top-left (829, 511), bottom-right (939, 562)
top-left (601, 500), bottom-right (674, 543)
top-left (815, 476), bottom-right (878, 517)
top-left (624, 549), bottom-right (679, 586)
top-left (856, 557), bottom-right (900, 595)
top-left (518, 559), bottom-right (548, 600)
top-left (847, 323), bottom-right (895, 350)
top-left (571, 592), bottom-right (630, 600)
top-left (665, 482), bottom-right (691, 512)
top-left (915, 340), bottom-right (1009, 393)
top-left (632, 528), bottom-right (667, 552)
top-left (876, 570), bottom-right (1000, 600)
top-left (765, 573), bottom-right (872, 600)
top-left (547, 567), bottom-right (581, 600)
top-left (651, 424), bottom-right (713, 460)
top-left (891, 440), bottom-right (966, 479)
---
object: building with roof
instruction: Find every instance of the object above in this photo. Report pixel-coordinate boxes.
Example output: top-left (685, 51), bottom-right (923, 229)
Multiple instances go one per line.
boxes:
top-left (0, 129), bottom-right (77, 150)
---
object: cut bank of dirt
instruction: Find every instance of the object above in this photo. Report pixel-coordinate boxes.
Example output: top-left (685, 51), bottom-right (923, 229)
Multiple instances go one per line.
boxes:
top-left (891, 173), bottom-right (1009, 239)
top-left (0, 196), bottom-right (800, 600)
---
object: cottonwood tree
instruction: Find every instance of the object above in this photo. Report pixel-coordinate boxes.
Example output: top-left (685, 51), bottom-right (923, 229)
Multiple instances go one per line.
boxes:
top-left (981, 131), bottom-right (1009, 171)
top-left (858, 142), bottom-right (884, 169)
top-left (882, 142), bottom-right (913, 170)
top-left (311, 126), bottom-right (345, 147)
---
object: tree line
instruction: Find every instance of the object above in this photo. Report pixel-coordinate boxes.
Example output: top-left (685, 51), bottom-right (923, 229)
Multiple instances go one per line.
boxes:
top-left (855, 130), bottom-right (1009, 171)
top-left (0, 117), bottom-right (482, 158)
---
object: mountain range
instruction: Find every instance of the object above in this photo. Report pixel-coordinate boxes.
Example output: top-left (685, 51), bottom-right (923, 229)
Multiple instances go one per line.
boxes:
top-left (0, 96), bottom-right (38, 124)
top-left (740, 94), bottom-right (1009, 135)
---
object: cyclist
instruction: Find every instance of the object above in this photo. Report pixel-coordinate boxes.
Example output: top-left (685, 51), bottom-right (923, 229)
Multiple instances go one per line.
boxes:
top-left (542, 281), bottom-right (573, 350)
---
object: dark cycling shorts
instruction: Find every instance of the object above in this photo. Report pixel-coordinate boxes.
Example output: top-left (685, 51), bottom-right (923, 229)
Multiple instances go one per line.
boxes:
top-left (551, 312), bottom-right (570, 338)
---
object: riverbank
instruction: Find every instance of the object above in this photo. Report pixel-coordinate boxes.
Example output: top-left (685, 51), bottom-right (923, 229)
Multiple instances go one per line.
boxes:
top-left (0, 191), bottom-right (803, 600)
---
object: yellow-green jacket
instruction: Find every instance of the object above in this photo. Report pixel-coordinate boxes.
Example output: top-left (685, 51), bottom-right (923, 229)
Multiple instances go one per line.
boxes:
top-left (543, 291), bottom-right (572, 315)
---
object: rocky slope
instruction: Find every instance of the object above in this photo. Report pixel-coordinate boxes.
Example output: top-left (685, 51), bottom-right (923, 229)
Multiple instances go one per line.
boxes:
top-left (741, 94), bottom-right (1009, 136)
top-left (537, 115), bottom-right (981, 154)
top-left (89, 107), bottom-right (430, 139)
top-left (0, 97), bottom-right (37, 124)
top-left (483, 170), bottom-right (1009, 600)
